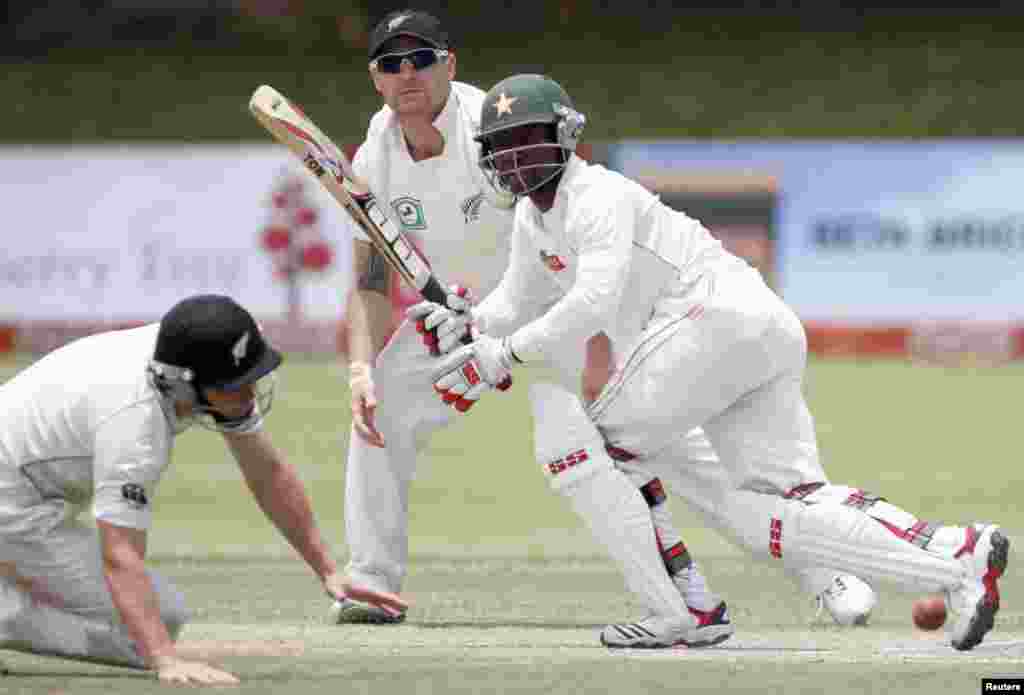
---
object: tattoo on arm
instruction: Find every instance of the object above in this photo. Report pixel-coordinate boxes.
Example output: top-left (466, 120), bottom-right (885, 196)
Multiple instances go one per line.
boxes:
top-left (356, 242), bottom-right (391, 295)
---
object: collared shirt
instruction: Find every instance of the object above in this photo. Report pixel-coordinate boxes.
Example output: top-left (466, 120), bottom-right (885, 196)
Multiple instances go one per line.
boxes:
top-left (494, 155), bottom-right (750, 364)
top-left (351, 81), bottom-right (514, 297)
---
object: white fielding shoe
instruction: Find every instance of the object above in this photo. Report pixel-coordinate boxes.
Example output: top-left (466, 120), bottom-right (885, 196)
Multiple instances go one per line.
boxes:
top-left (328, 598), bottom-right (406, 625)
top-left (600, 602), bottom-right (733, 649)
top-left (815, 574), bottom-right (877, 626)
top-left (948, 524), bottom-right (1010, 651)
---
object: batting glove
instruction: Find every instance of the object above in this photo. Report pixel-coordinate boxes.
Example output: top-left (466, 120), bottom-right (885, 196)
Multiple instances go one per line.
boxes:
top-left (407, 285), bottom-right (474, 356)
top-left (432, 334), bottom-right (519, 412)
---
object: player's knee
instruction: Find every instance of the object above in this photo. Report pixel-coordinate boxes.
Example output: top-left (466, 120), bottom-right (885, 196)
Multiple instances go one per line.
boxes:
top-left (530, 382), bottom-right (612, 494)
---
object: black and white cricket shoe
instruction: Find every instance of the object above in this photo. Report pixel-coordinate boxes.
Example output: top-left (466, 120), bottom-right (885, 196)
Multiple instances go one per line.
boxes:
top-left (600, 601), bottom-right (733, 649)
top-left (948, 524), bottom-right (1009, 651)
top-left (328, 598), bottom-right (407, 625)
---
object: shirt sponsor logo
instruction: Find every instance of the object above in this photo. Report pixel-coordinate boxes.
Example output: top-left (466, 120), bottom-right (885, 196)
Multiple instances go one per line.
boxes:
top-left (122, 483), bottom-right (149, 508)
top-left (392, 196), bottom-right (427, 231)
top-left (539, 249), bottom-right (567, 272)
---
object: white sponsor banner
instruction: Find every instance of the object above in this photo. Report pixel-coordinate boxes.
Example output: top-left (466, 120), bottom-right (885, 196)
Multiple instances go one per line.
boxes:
top-left (0, 145), bottom-right (354, 321)
top-left (611, 140), bottom-right (1024, 322)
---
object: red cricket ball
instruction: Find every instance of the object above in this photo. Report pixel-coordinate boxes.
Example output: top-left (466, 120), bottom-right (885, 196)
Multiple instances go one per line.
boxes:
top-left (912, 595), bottom-right (947, 631)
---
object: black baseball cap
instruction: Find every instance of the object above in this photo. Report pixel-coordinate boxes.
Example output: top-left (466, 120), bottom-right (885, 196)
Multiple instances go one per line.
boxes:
top-left (368, 9), bottom-right (450, 59)
top-left (154, 294), bottom-right (282, 391)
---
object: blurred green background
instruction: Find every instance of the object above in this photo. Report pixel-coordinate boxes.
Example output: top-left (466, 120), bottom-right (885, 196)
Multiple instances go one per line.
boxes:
top-left (4, 2), bottom-right (1024, 143)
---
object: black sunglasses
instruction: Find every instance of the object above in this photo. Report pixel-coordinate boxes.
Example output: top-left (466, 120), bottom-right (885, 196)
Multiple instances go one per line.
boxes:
top-left (370, 48), bottom-right (449, 74)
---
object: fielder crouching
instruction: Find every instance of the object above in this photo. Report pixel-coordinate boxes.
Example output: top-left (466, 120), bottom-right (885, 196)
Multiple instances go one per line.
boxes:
top-left (0, 294), bottom-right (405, 685)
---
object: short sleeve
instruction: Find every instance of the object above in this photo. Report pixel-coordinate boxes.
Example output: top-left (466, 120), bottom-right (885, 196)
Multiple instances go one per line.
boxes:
top-left (92, 401), bottom-right (172, 530)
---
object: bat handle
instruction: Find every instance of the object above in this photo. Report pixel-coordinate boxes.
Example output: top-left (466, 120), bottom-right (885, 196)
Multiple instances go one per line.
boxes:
top-left (420, 275), bottom-right (448, 306)
top-left (420, 276), bottom-right (474, 346)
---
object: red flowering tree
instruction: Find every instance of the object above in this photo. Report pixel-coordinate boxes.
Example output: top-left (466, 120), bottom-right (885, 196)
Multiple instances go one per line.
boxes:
top-left (260, 171), bottom-right (334, 322)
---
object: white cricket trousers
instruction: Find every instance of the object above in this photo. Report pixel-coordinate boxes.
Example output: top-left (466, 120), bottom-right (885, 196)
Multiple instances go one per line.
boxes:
top-left (344, 319), bottom-right (457, 594)
top-left (587, 265), bottom-right (970, 597)
top-left (589, 265), bottom-right (822, 491)
top-left (0, 464), bottom-right (188, 667)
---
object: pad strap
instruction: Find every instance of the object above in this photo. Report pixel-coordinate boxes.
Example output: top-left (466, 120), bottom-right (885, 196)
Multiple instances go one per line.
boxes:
top-left (661, 541), bottom-right (692, 576)
top-left (639, 478), bottom-right (667, 507)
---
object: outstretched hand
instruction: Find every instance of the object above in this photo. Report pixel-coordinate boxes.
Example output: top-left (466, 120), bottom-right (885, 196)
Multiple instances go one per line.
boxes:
top-left (152, 655), bottom-right (240, 686)
top-left (323, 573), bottom-right (408, 618)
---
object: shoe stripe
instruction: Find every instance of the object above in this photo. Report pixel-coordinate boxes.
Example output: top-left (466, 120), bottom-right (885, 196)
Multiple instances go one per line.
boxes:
top-left (634, 623), bottom-right (657, 638)
top-left (612, 624), bottom-right (633, 640)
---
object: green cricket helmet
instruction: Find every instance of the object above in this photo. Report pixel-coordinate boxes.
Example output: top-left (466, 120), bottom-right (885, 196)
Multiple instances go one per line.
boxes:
top-left (475, 74), bottom-right (586, 197)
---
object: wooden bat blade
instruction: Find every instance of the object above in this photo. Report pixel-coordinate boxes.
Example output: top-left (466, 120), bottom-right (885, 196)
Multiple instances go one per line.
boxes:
top-left (248, 85), bottom-right (448, 305)
top-left (248, 85), bottom-right (365, 194)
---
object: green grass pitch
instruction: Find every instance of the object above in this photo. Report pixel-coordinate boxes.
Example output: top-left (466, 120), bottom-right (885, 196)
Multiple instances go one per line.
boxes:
top-left (1, 354), bottom-right (1022, 693)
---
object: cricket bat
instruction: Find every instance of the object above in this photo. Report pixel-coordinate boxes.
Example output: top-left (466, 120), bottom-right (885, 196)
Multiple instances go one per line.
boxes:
top-left (248, 84), bottom-right (451, 306)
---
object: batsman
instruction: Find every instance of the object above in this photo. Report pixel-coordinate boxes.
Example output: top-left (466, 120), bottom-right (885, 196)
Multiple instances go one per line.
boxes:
top-left (420, 73), bottom-right (1009, 651)
top-left (336, 8), bottom-right (878, 638)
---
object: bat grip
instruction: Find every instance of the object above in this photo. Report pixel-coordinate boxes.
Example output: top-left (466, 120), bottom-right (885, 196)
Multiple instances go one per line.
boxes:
top-left (420, 275), bottom-right (448, 305)
top-left (420, 275), bottom-right (474, 346)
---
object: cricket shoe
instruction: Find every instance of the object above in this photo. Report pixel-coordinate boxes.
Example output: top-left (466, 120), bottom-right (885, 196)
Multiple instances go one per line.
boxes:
top-left (328, 598), bottom-right (406, 625)
top-left (947, 523), bottom-right (1009, 651)
top-left (814, 574), bottom-right (877, 626)
top-left (600, 602), bottom-right (733, 649)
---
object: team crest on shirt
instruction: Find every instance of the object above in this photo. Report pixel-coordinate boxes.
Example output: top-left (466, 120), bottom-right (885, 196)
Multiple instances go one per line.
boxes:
top-left (391, 196), bottom-right (427, 231)
top-left (539, 249), bottom-right (567, 272)
top-left (461, 192), bottom-right (484, 223)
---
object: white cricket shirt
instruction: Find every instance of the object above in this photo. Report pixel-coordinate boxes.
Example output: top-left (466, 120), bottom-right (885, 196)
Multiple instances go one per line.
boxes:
top-left (492, 155), bottom-right (751, 364)
top-left (351, 81), bottom-right (514, 296)
top-left (0, 324), bottom-right (175, 531)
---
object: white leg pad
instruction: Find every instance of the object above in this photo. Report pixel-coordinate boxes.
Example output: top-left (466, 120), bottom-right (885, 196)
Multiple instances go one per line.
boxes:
top-left (530, 383), bottom-right (692, 621)
top-left (717, 488), bottom-right (965, 593)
